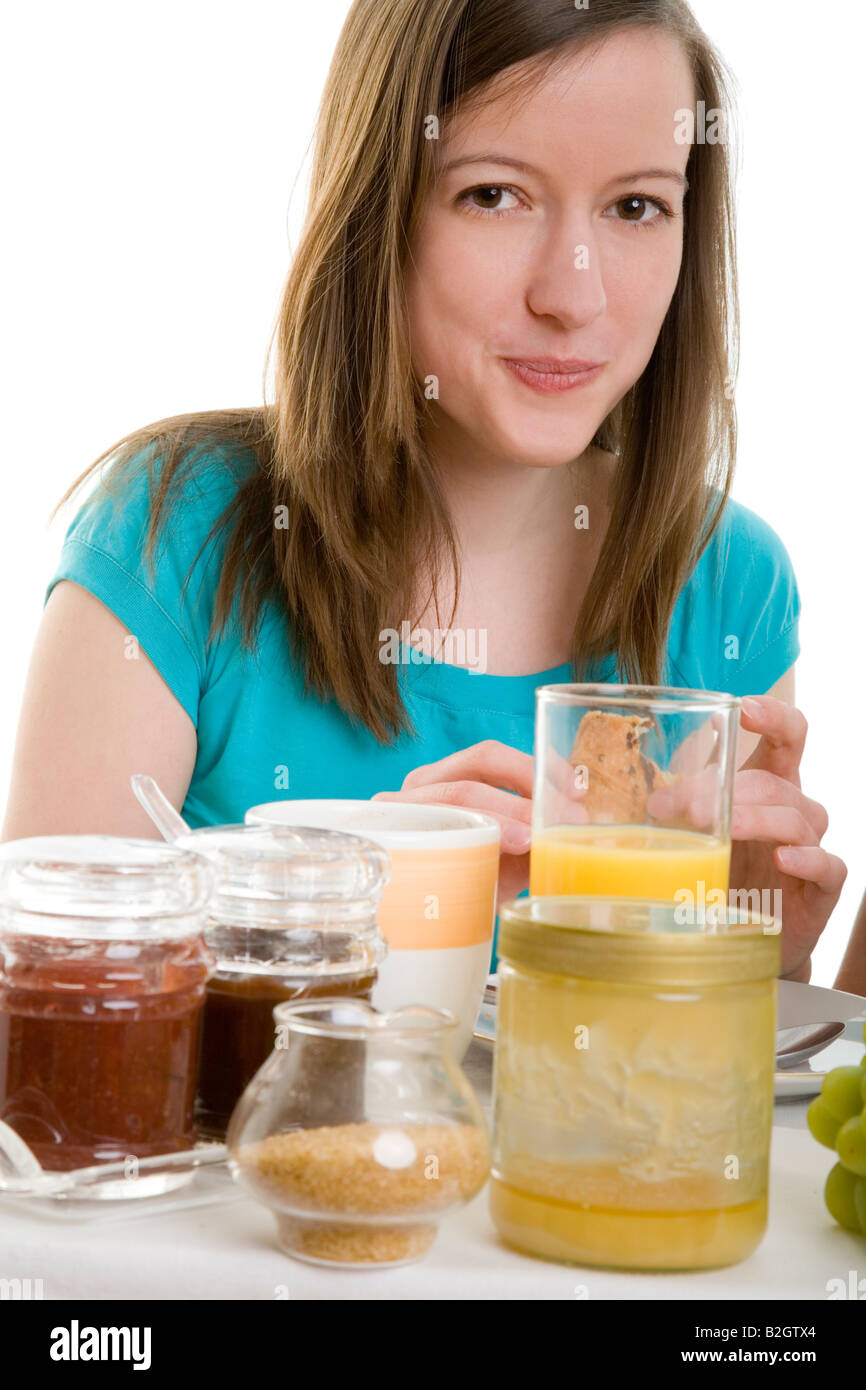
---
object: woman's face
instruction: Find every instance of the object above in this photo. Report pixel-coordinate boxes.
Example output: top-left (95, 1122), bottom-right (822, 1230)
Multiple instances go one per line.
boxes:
top-left (404, 26), bottom-right (695, 470)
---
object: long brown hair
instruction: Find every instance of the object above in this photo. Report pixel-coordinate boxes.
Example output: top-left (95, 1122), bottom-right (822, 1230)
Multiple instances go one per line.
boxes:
top-left (50, 0), bottom-right (739, 746)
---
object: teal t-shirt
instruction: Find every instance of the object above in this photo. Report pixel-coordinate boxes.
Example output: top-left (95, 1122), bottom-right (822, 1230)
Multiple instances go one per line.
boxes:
top-left (44, 443), bottom-right (801, 969)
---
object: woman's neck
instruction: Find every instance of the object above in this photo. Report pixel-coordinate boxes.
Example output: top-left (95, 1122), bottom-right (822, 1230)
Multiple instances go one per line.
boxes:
top-left (407, 431), bottom-right (616, 665)
top-left (423, 418), bottom-right (612, 565)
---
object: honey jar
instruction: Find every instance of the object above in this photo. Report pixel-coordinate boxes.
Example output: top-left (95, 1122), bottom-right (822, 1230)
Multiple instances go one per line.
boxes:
top-left (490, 896), bottom-right (781, 1270)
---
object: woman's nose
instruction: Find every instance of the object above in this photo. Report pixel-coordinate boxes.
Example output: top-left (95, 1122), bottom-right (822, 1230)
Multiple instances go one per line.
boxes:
top-left (524, 226), bottom-right (607, 328)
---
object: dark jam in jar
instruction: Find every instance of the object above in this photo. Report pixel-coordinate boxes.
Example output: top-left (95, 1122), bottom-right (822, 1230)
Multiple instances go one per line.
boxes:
top-left (195, 966), bottom-right (376, 1140)
top-left (0, 935), bottom-right (212, 1171)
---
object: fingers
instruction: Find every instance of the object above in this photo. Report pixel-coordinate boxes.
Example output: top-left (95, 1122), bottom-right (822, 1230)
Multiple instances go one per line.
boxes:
top-left (647, 764), bottom-right (723, 831)
top-left (537, 785), bottom-right (592, 827)
top-left (651, 765), bottom-right (831, 841)
top-left (387, 738), bottom-right (589, 834)
top-left (774, 847), bottom-right (848, 980)
top-left (371, 782), bottom-right (531, 853)
top-left (399, 740), bottom-right (535, 799)
top-left (495, 852), bottom-right (531, 913)
top-left (732, 771), bottom-right (829, 840)
top-left (647, 712), bottom-right (732, 831)
top-left (739, 695), bottom-right (807, 786)
top-left (533, 740), bottom-right (591, 828)
top-left (543, 741), bottom-right (592, 796)
top-left (774, 845), bottom-right (849, 899)
top-left (731, 803), bottom-right (821, 848)
top-left (669, 710), bottom-right (726, 777)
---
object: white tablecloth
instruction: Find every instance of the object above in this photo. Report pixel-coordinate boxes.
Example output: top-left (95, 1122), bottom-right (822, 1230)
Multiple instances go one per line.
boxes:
top-left (2, 1038), bottom-right (864, 1301)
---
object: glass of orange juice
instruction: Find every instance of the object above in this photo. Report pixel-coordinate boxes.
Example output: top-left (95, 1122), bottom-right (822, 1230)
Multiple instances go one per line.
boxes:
top-left (530, 685), bottom-right (740, 904)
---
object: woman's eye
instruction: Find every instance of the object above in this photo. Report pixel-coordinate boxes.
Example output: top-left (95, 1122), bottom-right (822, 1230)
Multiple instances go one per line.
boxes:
top-left (455, 186), bottom-right (674, 227)
top-left (605, 195), bottom-right (672, 228)
top-left (456, 184), bottom-right (522, 218)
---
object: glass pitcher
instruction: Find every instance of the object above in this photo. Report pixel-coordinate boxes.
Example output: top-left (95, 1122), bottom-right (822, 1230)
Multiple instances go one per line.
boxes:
top-left (227, 1000), bottom-right (490, 1267)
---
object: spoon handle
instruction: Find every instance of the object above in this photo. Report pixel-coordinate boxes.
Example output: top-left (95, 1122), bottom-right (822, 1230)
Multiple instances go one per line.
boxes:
top-left (130, 773), bottom-right (191, 843)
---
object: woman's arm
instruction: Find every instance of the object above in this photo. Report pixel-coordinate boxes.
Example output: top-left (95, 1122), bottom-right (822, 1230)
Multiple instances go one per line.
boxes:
top-left (1, 579), bottom-right (197, 841)
top-left (834, 888), bottom-right (866, 997)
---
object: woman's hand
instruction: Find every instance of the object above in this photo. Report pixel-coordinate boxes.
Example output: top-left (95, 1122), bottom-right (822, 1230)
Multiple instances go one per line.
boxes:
top-left (371, 740), bottom-right (533, 909)
top-left (651, 695), bottom-right (847, 981)
top-left (371, 739), bottom-right (590, 910)
top-left (727, 696), bottom-right (846, 981)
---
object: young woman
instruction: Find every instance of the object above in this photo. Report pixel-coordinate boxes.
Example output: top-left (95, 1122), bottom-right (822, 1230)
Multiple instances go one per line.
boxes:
top-left (3, 0), bottom-right (848, 985)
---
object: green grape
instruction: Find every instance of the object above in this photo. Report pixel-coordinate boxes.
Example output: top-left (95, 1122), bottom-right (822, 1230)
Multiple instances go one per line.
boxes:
top-left (856, 1178), bottom-right (866, 1234)
top-left (825, 1163), bottom-right (863, 1232)
top-left (807, 1096), bottom-right (841, 1149)
top-left (837, 1116), bottom-right (866, 1177)
top-left (821, 1066), bottom-right (865, 1122)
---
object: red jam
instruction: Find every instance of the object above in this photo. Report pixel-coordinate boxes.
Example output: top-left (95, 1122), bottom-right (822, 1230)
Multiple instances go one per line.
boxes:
top-left (0, 934), bottom-right (212, 1170)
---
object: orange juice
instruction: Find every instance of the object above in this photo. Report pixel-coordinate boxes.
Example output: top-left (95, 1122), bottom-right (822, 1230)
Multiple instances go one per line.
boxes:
top-left (529, 823), bottom-right (730, 900)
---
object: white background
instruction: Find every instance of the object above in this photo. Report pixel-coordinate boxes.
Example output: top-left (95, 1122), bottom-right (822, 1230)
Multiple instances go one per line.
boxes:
top-left (2, 1), bottom-right (863, 985)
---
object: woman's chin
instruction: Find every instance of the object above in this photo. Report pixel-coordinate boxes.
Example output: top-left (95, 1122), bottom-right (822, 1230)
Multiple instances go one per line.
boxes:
top-left (490, 432), bottom-right (600, 470)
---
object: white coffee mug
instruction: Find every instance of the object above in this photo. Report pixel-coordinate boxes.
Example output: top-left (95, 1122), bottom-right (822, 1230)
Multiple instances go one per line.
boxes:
top-left (244, 799), bottom-right (500, 1059)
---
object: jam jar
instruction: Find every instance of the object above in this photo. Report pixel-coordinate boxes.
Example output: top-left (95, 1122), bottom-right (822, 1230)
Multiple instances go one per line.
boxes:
top-left (173, 824), bottom-right (390, 1141)
top-left (490, 896), bottom-right (781, 1271)
top-left (0, 835), bottom-right (214, 1173)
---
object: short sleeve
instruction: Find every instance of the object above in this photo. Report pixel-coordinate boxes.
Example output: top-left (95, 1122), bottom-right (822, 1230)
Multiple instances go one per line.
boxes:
top-left (667, 498), bottom-right (801, 697)
top-left (43, 442), bottom-right (250, 728)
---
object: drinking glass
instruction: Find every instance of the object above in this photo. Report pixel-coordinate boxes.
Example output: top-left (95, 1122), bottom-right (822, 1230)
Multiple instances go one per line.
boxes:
top-left (530, 685), bottom-right (740, 904)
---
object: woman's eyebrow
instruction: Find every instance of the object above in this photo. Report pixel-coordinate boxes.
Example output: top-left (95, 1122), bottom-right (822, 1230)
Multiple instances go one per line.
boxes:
top-left (606, 167), bottom-right (689, 190)
top-left (440, 153), bottom-right (541, 175)
top-left (440, 153), bottom-right (688, 191)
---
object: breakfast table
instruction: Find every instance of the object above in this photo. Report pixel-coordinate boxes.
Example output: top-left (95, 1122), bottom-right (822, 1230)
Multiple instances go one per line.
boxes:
top-left (2, 1017), bottom-right (865, 1302)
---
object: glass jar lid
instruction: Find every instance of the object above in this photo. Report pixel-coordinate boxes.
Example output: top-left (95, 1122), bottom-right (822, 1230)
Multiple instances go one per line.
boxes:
top-left (0, 835), bottom-right (215, 939)
top-left (497, 896), bottom-right (781, 987)
top-left (172, 824), bottom-right (391, 927)
top-left (272, 999), bottom-right (459, 1040)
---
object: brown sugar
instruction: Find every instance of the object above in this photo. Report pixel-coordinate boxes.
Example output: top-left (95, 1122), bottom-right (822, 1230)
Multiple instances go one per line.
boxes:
top-left (273, 1216), bottom-right (438, 1265)
top-left (237, 1121), bottom-right (489, 1264)
top-left (238, 1121), bottom-right (489, 1214)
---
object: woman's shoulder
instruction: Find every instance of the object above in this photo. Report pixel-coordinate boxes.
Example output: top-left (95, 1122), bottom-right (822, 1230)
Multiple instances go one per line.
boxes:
top-left (667, 493), bottom-right (801, 694)
top-left (66, 434), bottom-right (261, 559)
top-left (45, 435), bottom-right (264, 728)
top-left (112, 434), bottom-right (259, 515)
top-left (698, 493), bottom-right (800, 598)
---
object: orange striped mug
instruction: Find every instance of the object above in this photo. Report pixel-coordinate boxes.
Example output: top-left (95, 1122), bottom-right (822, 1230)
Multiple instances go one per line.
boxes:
top-left (243, 799), bottom-right (500, 1058)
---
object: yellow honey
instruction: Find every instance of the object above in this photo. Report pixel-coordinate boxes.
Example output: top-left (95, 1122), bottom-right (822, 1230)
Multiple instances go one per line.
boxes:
top-left (490, 898), bottom-right (779, 1271)
top-left (490, 1174), bottom-right (767, 1271)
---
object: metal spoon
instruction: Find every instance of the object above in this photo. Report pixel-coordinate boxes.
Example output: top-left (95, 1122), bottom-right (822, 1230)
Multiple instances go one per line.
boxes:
top-left (775, 1020), bottom-right (846, 1069)
top-left (130, 773), bottom-right (191, 843)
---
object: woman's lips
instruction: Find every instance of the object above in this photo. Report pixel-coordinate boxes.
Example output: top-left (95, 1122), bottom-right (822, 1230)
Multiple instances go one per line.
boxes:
top-left (502, 357), bottom-right (604, 394)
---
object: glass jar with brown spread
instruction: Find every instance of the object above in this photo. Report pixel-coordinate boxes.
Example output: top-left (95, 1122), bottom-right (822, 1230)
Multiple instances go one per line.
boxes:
top-left (0, 836), bottom-right (214, 1173)
top-left (172, 824), bottom-right (390, 1141)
